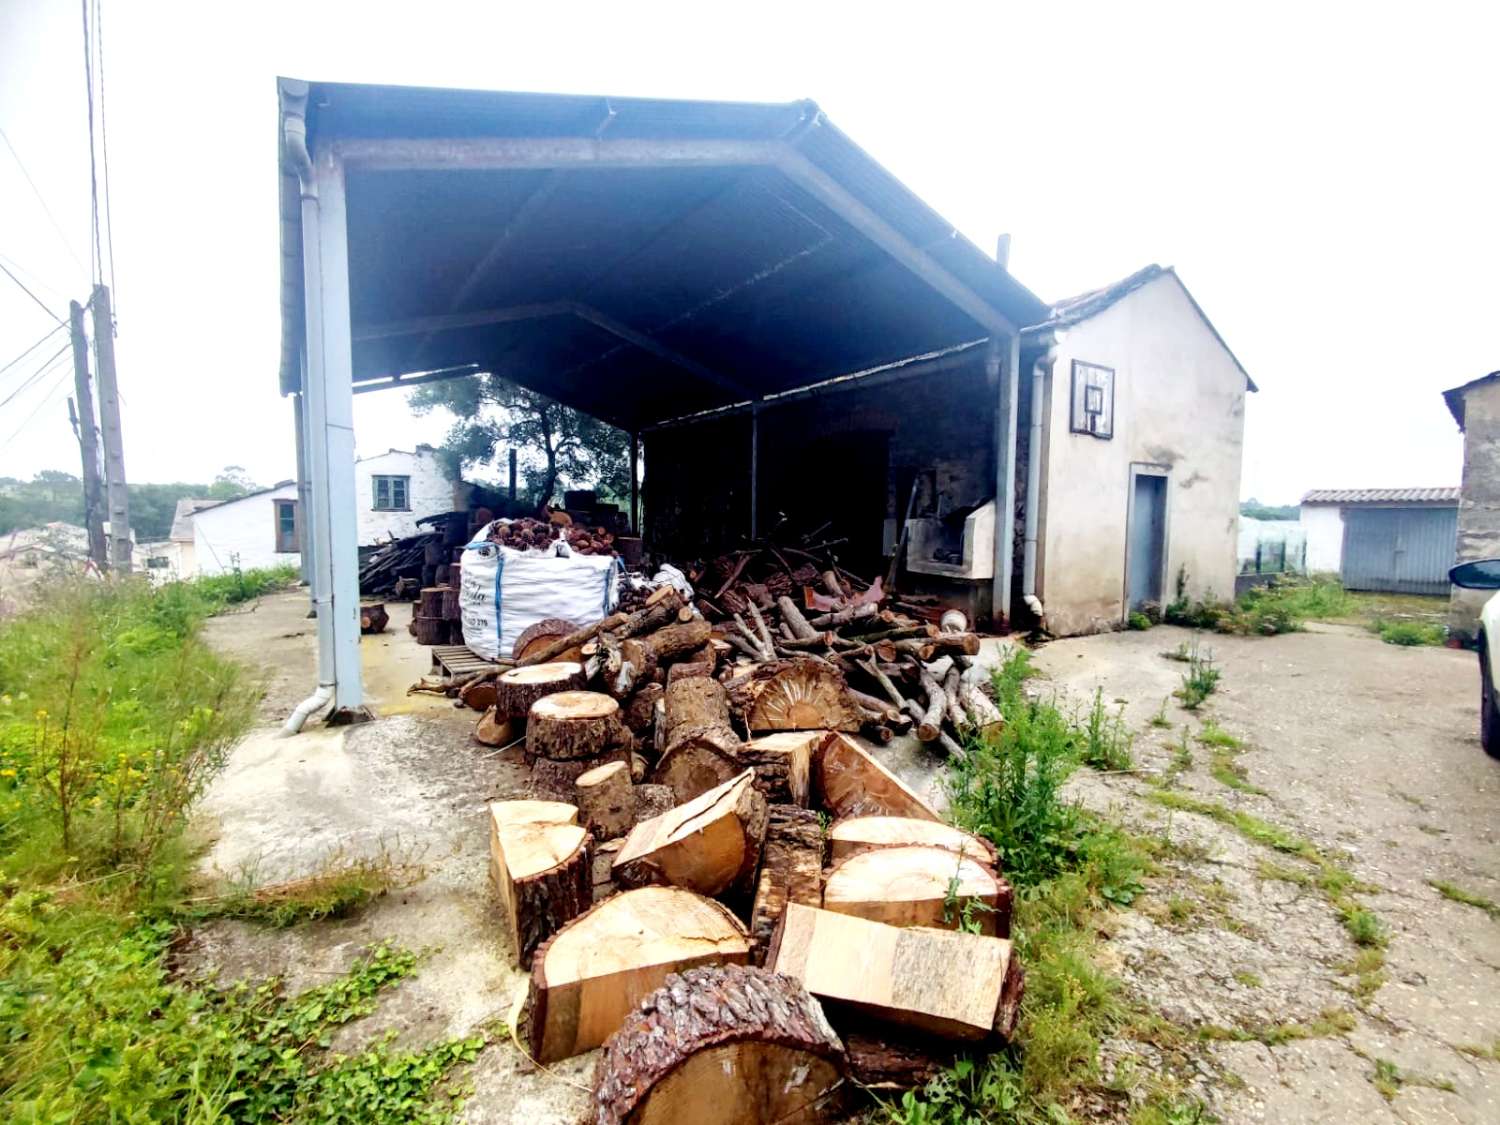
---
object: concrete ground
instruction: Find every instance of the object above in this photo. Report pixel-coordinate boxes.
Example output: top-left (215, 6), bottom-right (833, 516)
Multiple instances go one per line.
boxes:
top-left (185, 593), bottom-right (1500, 1123)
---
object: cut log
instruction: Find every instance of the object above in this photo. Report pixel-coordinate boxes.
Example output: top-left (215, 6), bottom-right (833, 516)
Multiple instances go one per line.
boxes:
top-left (489, 802), bottom-right (590, 968)
top-left (359, 603), bottom-right (389, 634)
top-left (605, 635), bottom-right (658, 699)
top-left (961, 684), bottom-right (1003, 736)
top-left (441, 585), bottom-right (461, 621)
top-left (495, 661), bottom-right (588, 719)
top-left (613, 770), bottom-right (767, 898)
top-left (518, 611), bottom-right (629, 669)
top-left (663, 676), bottom-right (732, 742)
top-left (474, 708), bottom-right (517, 748)
top-left (459, 676), bottom-right (498, 712)
top-left (828, 815), bottom-right (998, 870)
top-left (634, 617), bottom-right (713, 666)
top-left (528, 691), bottom-right (622, 760)
top-left (768, 904), bottom-right (1023, 1042)
top-left (576, 760), bottom-right (634, 841)
top-left (822, 845), bottom-right (1009, 936)
top-left (634, 783), bottom-right (675, 822)
top-left (842, 1031), bottom-right (958, 1092)
top-left (591, 964), bottom-right (847, 1125)
top-left (652, 724), bottom-right (744, 805)
top-left (748, 805), bottom-right (823, 964)
top-left (418, 586), bottom-right (446, 617)
top-left (739, 731), bottom-right (817, 807)
top-left (621, 683), bottom-right (664, 736)
top-left (590, 838), bottom-right (624, 902)
top-left (778, 595), bottom-right (818, 641)
top-left (526, 886), bottom-right (750, 1062)
top-left (412, 615), bottom-right (445, 645)
top-left (816, 734), bottom-right (940, 822)
top-left (513, 617), bottom-right (582, 662)
top-left (729, 658), bottom-right (863, 733)
top-left (665, 656), bottom-right (713, 684)
top-left (530, 748), bottom-right (631, 802)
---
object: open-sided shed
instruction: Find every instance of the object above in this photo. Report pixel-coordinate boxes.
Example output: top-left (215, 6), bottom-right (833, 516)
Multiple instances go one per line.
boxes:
top-left (277, 78), bottom-right (1044, 721)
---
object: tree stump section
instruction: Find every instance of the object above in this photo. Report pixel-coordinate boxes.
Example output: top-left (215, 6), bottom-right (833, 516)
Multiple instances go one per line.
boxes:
top-left (748, 805), bottom-right (823, 964)
top-left (530, 748), bottom-right (631, 802)
top-left (359, 603), bottom-right (389, 634)
top-left (651, 724), bottom-right (744, 806)
top-left (613, 770), bottom-right (767, 899)
top-left (496, 662), bottom-right (588, 720)
top-left (489, 801), bottom-right (590, 968)
top-left (739, 731), bottom-right (818, 807)
top-left (474, 708), bottom-right (517, 748)
top-left (662, 677), bottom-right (732, 742)
top-left (528, 691), bottom-right (621, 760)
top-left (591, 964), bottom-right (847, 1125)
top-left (576, 760), bottom-right (635, 841)
top-left (418, 586), bottom-right (446, 618)
top-left (729, 658), bottom-right (863, 733)
top-left (526, 886), bottom-right (750, 1063)
top-left (412, 615), bottom-right (445, 645)
top-left (768, 904), bottom-right (1023, 1042)
top-left (828, 816), bottom-right (998, 869)
top-left (460, 676), bottom-right (498, 712)
top-left (514, 617), bottom-right (581, 663)
top-left (816, 734), bottom-right (940, 822)
top-left (821, 845), bottom-right (1009, 936)
top-left (622, 683), bottom-right (664, 736)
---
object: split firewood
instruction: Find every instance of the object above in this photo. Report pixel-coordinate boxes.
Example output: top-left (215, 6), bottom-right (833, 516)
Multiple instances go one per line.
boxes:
top-left (489, 801), bottom-right (590, 968)
top-left (748, 805), bottom-right (823, 963)
top-left (495, 661), bottom-right (588, 719)
top-left (652, 725), bottom-right (745, 805)
top-left (526, 886), bottom-right (750, 1063)
top-left (575, 760), bottom-right (635, 841)
top-left (816, 734), bottom-right (940, 822)
top-left (739, 730), bottom-right (818, 806)
top-left (822, 845), bottom-right (1009, 936)
top-left (729, 658), bottom-right (863, 733)
top-left (590, 839), bottom-right (624, 902)
top-left (613, 769), bottom-right (767, 899)
top-left (621, 683), bottom-right (664, 736)
top-left (768, 904), bottom-right (1024, 1042)
top-left (512, 617), bottom-right (582, 662)
top-left (530, 748), bottom-right (632, 802)
top-left (828, 815), bottom-right (998, 869)
top-left (591, 964), bottom-right (847, 1125)
top-left (527, 691), bottom-right (622, 760)
top-left (474, 708), bottom-right (517, 748)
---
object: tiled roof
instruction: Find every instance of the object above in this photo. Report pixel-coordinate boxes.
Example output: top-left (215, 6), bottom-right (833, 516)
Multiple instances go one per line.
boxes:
top-left (1300, 487), bottom-right (1459, 505)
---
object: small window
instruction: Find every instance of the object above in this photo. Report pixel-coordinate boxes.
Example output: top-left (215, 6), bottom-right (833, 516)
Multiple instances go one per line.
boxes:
top-left (146, 556), bottom-right (170, 570)
top-left (273, 499), bottom-right (300, 553)
top-left (1069, 360), bottom-right (1115, 439)
top-left (372, 475), bottom-right (410, 511)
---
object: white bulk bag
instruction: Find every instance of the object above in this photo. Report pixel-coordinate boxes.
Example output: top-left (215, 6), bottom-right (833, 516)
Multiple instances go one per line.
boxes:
top-left (459, 537), bottom-right (622, 662)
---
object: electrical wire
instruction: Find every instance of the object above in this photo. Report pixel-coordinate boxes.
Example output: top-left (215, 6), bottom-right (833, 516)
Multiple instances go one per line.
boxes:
top-left (0, 341), bottom-right (71, 410)
top-left (0, 260), bottom-right (64, 325)
top-left (94, 0), bottom-right (116, 298)
top-left (80, 0), bottom-right (102, 288)
top-left (0, 253), bottom-right (69, 303)
top-left (0, 322), bottom-right (67, 383)
top-left (0, 127), bottom-right (88, 278)
top-left (3, 364), bottom-right (73, 446)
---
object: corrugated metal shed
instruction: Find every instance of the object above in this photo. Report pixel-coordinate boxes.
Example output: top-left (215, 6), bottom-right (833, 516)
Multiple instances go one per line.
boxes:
top-left (1301, 487), bottom-right (1458, 505)
top-left (1340, 505), bottom-right (1458, 595)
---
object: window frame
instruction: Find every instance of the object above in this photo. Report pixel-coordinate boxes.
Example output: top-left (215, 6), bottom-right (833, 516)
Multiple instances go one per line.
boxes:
top-left (273, 498), bottom-right (300, 553)
top-left (1068, 359), bottom-right (1116, 440)
top-left (372, 474), bottom-right (411, 512)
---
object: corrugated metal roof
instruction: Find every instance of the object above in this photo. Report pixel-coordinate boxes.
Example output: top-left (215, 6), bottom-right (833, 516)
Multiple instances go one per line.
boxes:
top-left (1300, 487), bottom-right (1459, 505)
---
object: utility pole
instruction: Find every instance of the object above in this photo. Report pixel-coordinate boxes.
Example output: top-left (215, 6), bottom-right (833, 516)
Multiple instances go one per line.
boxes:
top-left (68, 300), bottom-right (108, 570)
top-left (90, 285), bottom-right (131, 572)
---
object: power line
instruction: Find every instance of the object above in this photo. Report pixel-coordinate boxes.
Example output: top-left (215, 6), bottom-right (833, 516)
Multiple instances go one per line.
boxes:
top-left (80, 0), bottom-right (102, 288)
top-left (0, 127), bottom-right (88, 278)
top-left (0, 341), bottom-right (71, 410)
top-left (94, 0), bottom-right (116, 298)
top-left (4, 365), bottom-right (73, 446)
top-left (0, 253), bottom-right (68, 303)
top-left (0, 260), bottom-right (64, 325)
top-left (0, 322), bottom-right (67, 382)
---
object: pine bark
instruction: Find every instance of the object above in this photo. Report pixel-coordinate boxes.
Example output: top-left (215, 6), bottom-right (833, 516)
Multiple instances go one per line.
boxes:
top-left (575, 760), bottom-right (635, 841)
top-left (494, 661), bottom-right (588, 720)
top-left (529, 748), bottom-right (632, 802)
top-left (748, 805), bottom-right (823, 964)
top-left (526, 691), bottom-right (621, 760)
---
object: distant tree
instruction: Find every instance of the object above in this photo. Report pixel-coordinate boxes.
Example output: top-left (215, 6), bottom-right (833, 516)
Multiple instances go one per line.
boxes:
top-left (410, 375), bottom-right (628, 510)
top-left (208, 466), bottom-right (258, 500)
top-left (1240, 499), bottom-right (1299, 521)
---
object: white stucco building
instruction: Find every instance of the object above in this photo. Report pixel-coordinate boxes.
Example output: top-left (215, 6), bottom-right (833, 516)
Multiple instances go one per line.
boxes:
top-left (1015, 265), bottom-right (1254, 635)
top-left (354, 446), bottom-right (467, 545)
top-left (191, 483), bottom-right (302, 576)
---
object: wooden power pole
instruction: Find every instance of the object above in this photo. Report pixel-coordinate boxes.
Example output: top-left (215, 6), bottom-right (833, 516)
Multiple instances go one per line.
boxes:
top-left (68, 300), bottom-right (108, 570)
top-left (90, 285), bottom-right (131, 572)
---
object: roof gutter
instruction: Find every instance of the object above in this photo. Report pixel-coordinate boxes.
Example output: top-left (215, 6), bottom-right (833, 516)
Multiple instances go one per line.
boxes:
top-left (1022, 343), bottom-right (1058, 624)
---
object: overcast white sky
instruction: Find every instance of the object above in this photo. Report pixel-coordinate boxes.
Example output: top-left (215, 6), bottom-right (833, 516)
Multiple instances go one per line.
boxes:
top-left (2, 1), bottom-right (1496, 502)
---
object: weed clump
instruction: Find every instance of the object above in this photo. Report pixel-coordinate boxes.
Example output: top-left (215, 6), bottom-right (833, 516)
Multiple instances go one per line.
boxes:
top-left (1372, 619), bottom-right (1446, 646)
top-left (1174, 644), bottom-right (1220, 710)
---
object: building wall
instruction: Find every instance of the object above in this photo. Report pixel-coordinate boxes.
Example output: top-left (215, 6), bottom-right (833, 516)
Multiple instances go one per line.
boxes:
top-left (1450, 379), bottom-right (1500, 638)
top-left (192, 484), bottom-right (300, 576)
top-left (355, 447), bottom-right (461, 545)
top-left (1300, 504), bottom-right (1345, 573)
top-left (1036, 274), bottom-right (1247, 635)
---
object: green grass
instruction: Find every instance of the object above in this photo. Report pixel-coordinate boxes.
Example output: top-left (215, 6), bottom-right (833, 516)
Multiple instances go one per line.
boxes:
top-left (1372, 619), bottom-right (1447, 647)
top-left (1080, 687), bottom-right (1135, 771)
top-left (1233, 970), bottom-right (1262, 988)
top-left (0, 574), bottom-right (481, 1122)
top-left (1429, 879), bottom-right (1500, 919)
top-left (1173, 645), bottom-right (1220, 710)
top-left (1200, 1007), bottom-right (1356, 1046)
top-left (1149, 697), bottom-right (1172, 728)
top-left (1166, 574), bottom-right (1355, 636)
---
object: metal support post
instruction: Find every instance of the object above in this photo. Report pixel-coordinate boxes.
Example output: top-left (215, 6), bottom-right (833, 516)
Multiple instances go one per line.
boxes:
top-left (990, 334), bottom-right (1020, 628)
top-left (629, 431), bottom-right (640, 534)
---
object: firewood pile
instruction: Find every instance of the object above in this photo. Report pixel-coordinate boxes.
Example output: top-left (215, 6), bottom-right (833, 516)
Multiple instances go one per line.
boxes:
top-left (358, 530), bottom-right (444, 597)
top-left (485, 516), bottom-right (618, 557)
top-left (470, 579), bottom-right (1021, 1121)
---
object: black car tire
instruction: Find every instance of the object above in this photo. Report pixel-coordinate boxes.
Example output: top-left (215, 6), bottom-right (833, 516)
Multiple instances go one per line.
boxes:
top-left (1481, 640), bottom-right (1500, 760)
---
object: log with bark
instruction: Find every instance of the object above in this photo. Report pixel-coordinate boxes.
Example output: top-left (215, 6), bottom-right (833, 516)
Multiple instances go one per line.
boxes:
top-left (525, 886), bottom-right (751, 1063)
top-left (359, 603), bottom-right (389, 634)
top-left (526, 691), bottom-right (622, 760)
top-left (842, 1031), bottom-right (959, 1092)
top-left (768, 904), bottom-right (1024, 1042)
top-left (489, 801), bottom-right (591, 968)
top-left (633, 783), bottom-right (675, 823)
top-left (412, 615), bottom-right (445, 645)
top-left (530, 748), bottom-right (632, 802)
top-left (612, 770), bottom-right (767, 899)
top-left (621, 683), bottom-right (664, 737)
top-left (821, 845), bottom-right (1010, 936)
top-left (728, 658), bottom-right (863, 733)
top-left (827, 815), bottom-right (998, 869)
top-left (661, 676), bottom-right (733, 741)
top-left (459, 676), bottom-right (499, 712)
top-left (513, 617), bottom-right (582, 663)
top-left (590, 964), bottom-right (848, 1125)
top-left (474, 708), bottom-right (517, 748)
top-left (815, 734), bottom-right (940, 822)
top-left (748, 805), bottom-right (823, 964)
top-left (575, 760), bottom-right (635, 841)
top-left (494, 661), bottom-right (588, 720)
top-left (418, 586), bottom-right (446, 618)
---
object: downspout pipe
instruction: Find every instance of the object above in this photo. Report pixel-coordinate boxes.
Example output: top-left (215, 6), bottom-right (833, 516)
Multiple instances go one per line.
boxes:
top-left (279, 86), bottom-right (335, 737)
top-left (1022, 345), bottom-right (1057, 622)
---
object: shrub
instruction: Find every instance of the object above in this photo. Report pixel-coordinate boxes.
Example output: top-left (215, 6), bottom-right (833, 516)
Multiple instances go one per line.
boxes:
top-left (1126, 611), bottom-right (1153, 631)
top-left (1080, 688), bottom-right (1134, 770)
top-left (1372, 619), bottom-right (1445, 647)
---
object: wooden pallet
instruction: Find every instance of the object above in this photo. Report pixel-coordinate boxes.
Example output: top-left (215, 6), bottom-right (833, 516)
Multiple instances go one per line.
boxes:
top-left (431, 644), bottom-right (502, 677)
